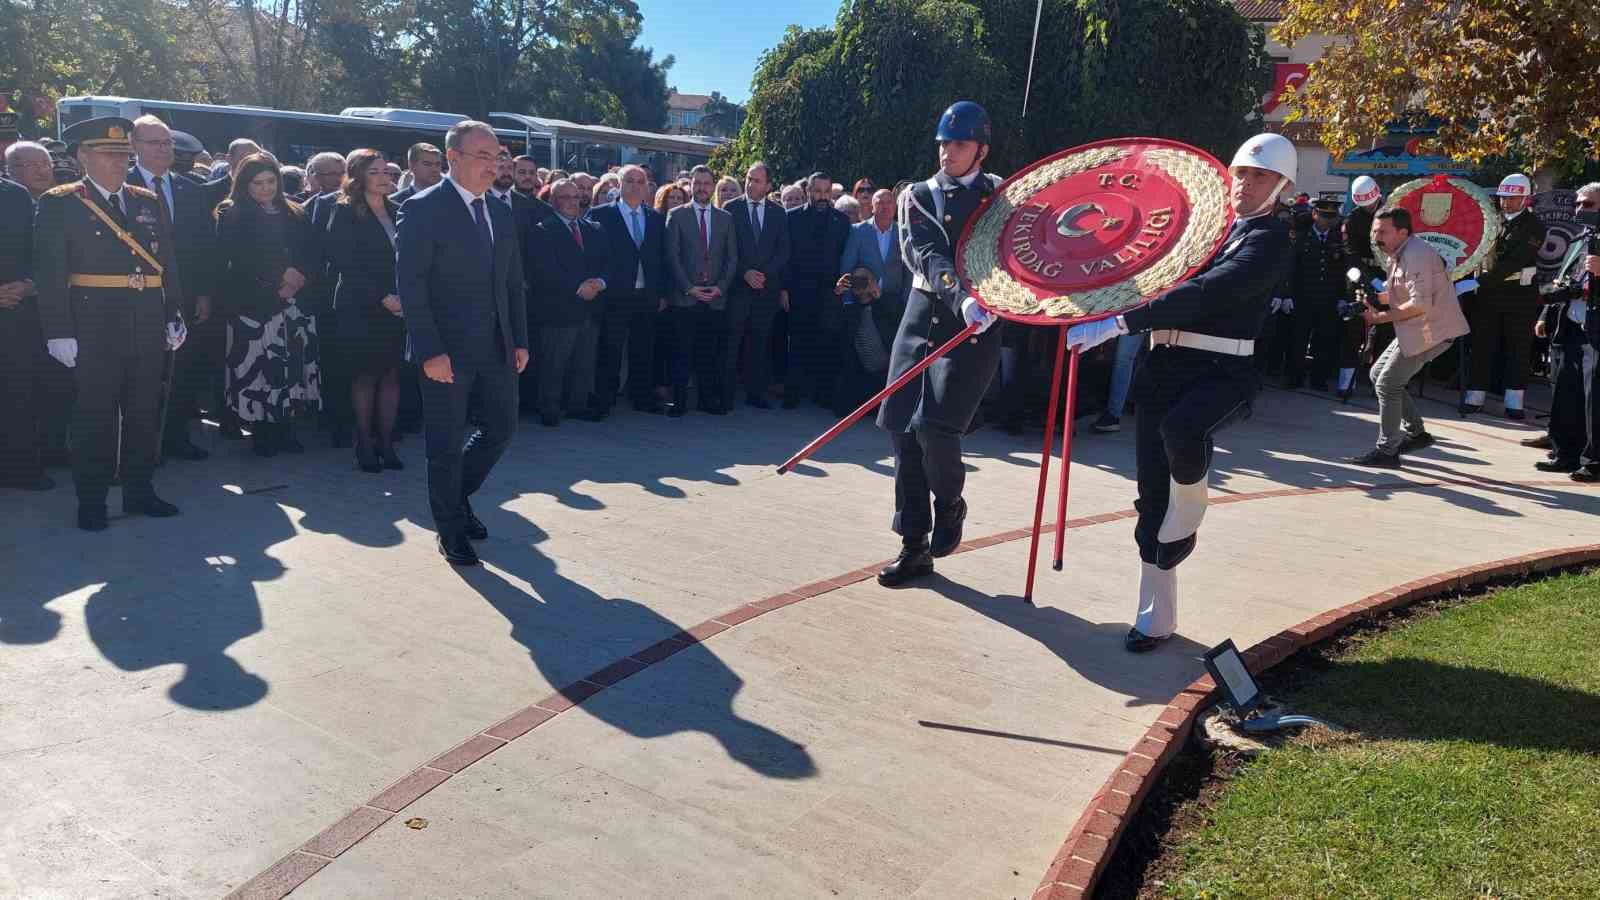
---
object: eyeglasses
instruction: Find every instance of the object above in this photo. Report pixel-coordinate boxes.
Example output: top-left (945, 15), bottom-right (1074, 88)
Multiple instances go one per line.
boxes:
top-left (456, 150), bottom-right (499, 165)
top-left (135, 138), bottom-right (174, 149)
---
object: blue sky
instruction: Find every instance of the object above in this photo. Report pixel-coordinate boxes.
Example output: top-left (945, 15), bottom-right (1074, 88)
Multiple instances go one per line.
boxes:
top-left (633, 1), bottom-right (840, 103)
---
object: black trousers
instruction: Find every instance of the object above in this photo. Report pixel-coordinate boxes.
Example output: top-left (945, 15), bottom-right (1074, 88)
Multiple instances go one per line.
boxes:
top-left (786, 283), bottom-right (841, 402)
top-left (1133, 347), bottom-right (1256, 569)
top-left (723, 283), bottom-right (782, 404)
top-left (889, 424), bottom-right (964, 542)
top-left (668, 303), bottom-right (727, 404)
top-left (419, 356), bottom-right (518, 539)
top-left (1548, 329), bottom-right (1599, 466)
top-left (73, 347), bottom-right (165, 509)
top-left (163, 313), bottom-right (221, 446)
top-left (0, 303), bottom-right (45, 482)
top-left (1469, 297), bottom-right (1540, 392)
top-left (1284, 298), bottom-right (1340, 384)
top-left (596, 290), bottom-right (659, 409)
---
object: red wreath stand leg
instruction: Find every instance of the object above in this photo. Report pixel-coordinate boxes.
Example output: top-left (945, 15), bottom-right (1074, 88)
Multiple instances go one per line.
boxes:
top-left (778, 321), bottom-right (1085, 607)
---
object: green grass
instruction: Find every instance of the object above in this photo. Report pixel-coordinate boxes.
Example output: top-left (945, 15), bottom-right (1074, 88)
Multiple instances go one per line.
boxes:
top-left (1161, 571), bottom-right (1600, 900)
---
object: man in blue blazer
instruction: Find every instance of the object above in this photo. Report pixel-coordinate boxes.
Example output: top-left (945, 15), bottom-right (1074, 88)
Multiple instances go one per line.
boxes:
top-left (590, 164), bottom-right (669, 414)
top-left (838, 188), bottom-right (908, 303)
top-left (127, 115), bottom-right (218, 461)
top-left (396, 121), bottom-right (530, 567)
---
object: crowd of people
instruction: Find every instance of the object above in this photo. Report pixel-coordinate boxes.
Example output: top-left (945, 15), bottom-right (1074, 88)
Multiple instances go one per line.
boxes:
top-left (1, 110), bottom-right (1595, 539)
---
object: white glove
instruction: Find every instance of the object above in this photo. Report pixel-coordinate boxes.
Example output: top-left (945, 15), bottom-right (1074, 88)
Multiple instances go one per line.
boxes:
top-left (47, 338), bottom-right (78, 369)
top-left (166, 312), bottom-right (187, 351)
top-left (1268, 297), bottom-right (1282, 314)
top-left (960, 296), bottom-right (996, 334)
top-left (1065, 316), bottom-right (1127, 352)
top-left (1279, 297), bottom-right (1295, 314)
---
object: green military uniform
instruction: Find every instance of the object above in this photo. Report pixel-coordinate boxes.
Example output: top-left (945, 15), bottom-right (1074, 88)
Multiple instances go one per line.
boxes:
top-left (1466, 208), bottom-right (1548, 404)
top-left (33, 118), bottom-right (182, 523)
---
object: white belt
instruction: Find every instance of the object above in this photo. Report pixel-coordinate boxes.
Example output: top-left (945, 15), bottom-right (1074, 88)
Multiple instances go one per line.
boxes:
top-left (1150, 329), bottom-right (1253, 356)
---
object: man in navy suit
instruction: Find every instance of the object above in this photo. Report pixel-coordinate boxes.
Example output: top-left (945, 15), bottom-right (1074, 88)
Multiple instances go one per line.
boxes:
top-left (590, 164), bottom-right (669, 414)
top-left (722, 162), bottom-right (791, 409)
top-left (128, 115), bottom-right (218, 461)
top-left (526, 177), bottom-right (609, 426)
top-left (396, 121), bottom-right (530, 567)
top-left (1066, 133), bottom-right (1296, 652)
top-left (390, 142), bottom-right (443, 208)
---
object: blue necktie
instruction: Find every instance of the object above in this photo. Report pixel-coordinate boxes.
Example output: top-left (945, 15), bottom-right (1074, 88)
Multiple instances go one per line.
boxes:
top-left (631, 208), bottom-right (643, 247)
top-left (471, 197), bottom-right (493, 272)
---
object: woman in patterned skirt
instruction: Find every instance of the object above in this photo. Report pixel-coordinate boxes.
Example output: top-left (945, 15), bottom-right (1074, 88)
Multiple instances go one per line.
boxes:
top-left (216, 153), bottom-right (320, 457)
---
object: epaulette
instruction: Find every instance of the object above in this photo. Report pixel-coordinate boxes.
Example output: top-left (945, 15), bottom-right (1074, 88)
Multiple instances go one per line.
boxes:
top-left (42, 181), bottom-right (83, 198)
top-left (125, 184), bottom-right (157, 200)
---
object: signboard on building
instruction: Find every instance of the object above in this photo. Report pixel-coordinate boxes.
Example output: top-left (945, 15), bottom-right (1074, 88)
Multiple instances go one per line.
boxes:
top-left (1327, 143), bottom-right (1475, 178)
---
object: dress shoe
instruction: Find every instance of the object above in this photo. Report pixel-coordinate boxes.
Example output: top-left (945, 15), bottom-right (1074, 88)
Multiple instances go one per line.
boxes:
top-left (77, 507), bottom-right (109, 532)
top-left (666, 402), bottom-right (686, 418)
top-left (781, 386), bottom-right (802, 409)
top-left (1090, 412), bottom-right (1121, 433)
top-left (1, 473), bottom-right (55, 491)
top-left (1348, 448), bottom-right (1402, 469)
top-left (220, 420), bottom-right (246, 440)
top-left (703, 402), bottom-right (729, 415)
top-left (1398, 431), bottom-right (1435, 453)
top-left (634, 400), bottom-right (665, 414)
top-left (541, 414), bottom-right (561, 427)
top-left (1505, 407), bottom-right (1526, 421)
top-left (1124, 627), bottom-right (1170, 653)
top-left (354, 442), bottom-right (383, 474)
top-left (1520, 433), bottom-right (1553, 449)
top-left (571, 409), bottom-right (606, 422)
top-left (163, 440), bottom-right (210, 461)
top-left (747, 395), bottom-right (771, 409)
top-left (1537, 458), bottom-right (1580, 473)
top-left (279, 428), bottom-right (306, 453)
top-left (437, 533), bottom-right (480, 566)
top-left (252, 424), bottom-right (278, 457)
top-left (930, 497), bottom-right (968, 558)
top-left (124, 495), bottom-right (180, 517)
top-left (379, 443), bottom-right (404, 470)
top-left (1571, 467), bottom-right (1600, 483)
top-left (1337, 386), bottom-right (1354, 403)
top-left (877, 543), bottom-right (934, 587)
top-left (1458, 402), bottom-right (1482, 416)
top-left (463, 502), bottom-right (488, 540)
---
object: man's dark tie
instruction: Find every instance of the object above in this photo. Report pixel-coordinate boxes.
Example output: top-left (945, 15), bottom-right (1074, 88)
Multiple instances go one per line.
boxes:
top-left (751, 203), bottom-right (761, 239)
top-left (697, 207), bottom-right (710, 282)
top-left (471, 197), bottom-right (493, 272)
top-left (569, 220), bottom-right (584, 250)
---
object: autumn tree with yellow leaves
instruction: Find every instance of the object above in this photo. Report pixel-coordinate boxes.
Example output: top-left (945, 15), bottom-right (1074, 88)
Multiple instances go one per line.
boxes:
top-left (1275, 0), bottom-right (1600, 166)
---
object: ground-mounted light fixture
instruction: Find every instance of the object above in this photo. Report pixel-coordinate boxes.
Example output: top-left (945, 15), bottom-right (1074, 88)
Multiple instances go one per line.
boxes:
top-left (1203, 639), bottom-right (1341, 734)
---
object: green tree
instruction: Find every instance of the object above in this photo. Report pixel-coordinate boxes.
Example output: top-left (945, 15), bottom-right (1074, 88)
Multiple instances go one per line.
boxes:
top-left (698, 91), bottom-right (745, 138)
top-left (1275, 0), bottom-right (1600, 165)
top-left (719, 0), bottom-right (1268, 182)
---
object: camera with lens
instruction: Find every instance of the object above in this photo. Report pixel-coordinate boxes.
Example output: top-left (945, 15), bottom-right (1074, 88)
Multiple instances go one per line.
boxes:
top-left (1340, 266), bottom-right (1387, 320)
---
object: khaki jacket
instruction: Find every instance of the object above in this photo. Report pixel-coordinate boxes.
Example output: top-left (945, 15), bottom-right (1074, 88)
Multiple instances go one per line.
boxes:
top-left (1387, 235), bottom-right (1470, 356)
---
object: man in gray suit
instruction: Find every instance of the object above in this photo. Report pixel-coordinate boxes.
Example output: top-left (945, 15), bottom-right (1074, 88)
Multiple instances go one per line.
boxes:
top-left (722, 161), bottom-right (791, 409)
top-left (665, 165), bottom-right (737, 415)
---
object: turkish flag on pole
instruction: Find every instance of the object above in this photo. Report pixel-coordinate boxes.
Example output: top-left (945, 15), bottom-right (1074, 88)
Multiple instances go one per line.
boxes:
top-left (1262, 63), bottom-right (1309, 115)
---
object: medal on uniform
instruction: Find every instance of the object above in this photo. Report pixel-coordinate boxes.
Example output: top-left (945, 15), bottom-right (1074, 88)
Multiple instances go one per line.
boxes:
top-left (957, 137), bottom-right (1234, 324)
top-left (1377, 175), bottom-right (1501, 280)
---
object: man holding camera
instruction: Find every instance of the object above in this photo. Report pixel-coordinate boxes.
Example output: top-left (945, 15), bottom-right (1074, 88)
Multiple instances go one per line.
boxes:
top-left (1535, 182), bottom-right (1600, 479)
top-left (1347, 209), bottom-right (1470, 468)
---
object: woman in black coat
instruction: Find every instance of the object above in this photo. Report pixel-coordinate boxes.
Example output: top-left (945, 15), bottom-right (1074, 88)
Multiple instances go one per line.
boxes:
top-left (216, 153), bottom-right (320, 456)
top-left (323, 149), bottom-right (406, 472)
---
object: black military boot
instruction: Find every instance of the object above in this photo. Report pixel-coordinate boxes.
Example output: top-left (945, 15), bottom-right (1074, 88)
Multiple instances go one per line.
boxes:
top-left (878, 540), bottom-right (934, 587)
top-left (929, 497), bottom-right (967, 558)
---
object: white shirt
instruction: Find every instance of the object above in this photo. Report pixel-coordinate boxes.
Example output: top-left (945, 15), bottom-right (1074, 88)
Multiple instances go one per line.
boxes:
top-left (955, 169), bottom-right (981, 188)
top-left (445, 176), bottom-right (492, 242)
top-left (135, 163), bottom-right (175, 212)
top-left (489, 187), bottom-right (515, 211)
top-left (84, 175), bottom-right (125, 211)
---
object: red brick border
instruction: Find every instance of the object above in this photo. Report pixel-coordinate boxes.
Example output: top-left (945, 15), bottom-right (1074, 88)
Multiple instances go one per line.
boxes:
top-left (1030, 542), bottom-right (1600, 900)
top-left (226, 478), bottom-right (1598, 899)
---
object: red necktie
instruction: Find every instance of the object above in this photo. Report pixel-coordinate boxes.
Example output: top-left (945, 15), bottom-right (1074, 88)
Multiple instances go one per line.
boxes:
top-left (569, 220), bottom-right (583, 250)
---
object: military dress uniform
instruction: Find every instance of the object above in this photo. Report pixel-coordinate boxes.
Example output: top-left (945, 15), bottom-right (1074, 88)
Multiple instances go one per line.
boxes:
top-left (34, 119), bottom-right (183, 528)
top-left (1464, 208), bottom-right (1548, 415)
top-left (1284, 212), bottom-right (1347, 390)
top-left (877, 173), bottom-right (1004, 572)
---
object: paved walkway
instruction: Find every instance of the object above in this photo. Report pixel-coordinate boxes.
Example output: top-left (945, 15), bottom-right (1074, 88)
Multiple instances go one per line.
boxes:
top-left (1, 383), bottom-right (1593, 899)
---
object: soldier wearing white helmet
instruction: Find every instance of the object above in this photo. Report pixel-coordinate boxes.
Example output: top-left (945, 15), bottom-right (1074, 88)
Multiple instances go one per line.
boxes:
top-left (1460, 172), bottom-right (1548, 418)
top-left (1064, 133), bottom-right (1295, 653)
top-left (1337, 175), bottom-right (1387, 399)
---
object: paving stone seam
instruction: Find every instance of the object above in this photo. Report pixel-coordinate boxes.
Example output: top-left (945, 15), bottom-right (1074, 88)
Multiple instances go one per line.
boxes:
top-left (1029, 541), bottom-right (1600, 900)
top-left (224, 476), bottom-right (1598, 899)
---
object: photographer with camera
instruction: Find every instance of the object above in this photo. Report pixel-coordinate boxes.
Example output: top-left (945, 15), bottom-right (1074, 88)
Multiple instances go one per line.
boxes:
top-left (1535, 182), bottom-right (1600, 480)
top-left (1347, 209), bottom-right (1470, 468)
